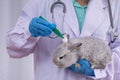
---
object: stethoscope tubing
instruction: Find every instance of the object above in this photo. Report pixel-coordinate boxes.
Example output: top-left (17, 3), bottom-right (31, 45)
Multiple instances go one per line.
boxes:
top-left (50, 0), bottom-right (119, 45)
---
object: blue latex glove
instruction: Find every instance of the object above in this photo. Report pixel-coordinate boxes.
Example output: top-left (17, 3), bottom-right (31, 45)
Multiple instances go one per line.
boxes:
top-left (68, 59), bottom-right (95, 76)
top-left (29, 17), bottom-right (56, 37)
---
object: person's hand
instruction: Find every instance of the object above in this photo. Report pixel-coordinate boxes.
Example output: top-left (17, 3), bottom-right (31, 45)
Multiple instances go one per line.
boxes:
top-left (68, 59), bottom-right (95, 76)
top-left (29, 17), bottom-right (56, 37)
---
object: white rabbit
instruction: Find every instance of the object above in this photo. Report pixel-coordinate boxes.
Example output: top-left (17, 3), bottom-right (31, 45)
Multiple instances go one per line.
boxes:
top-left (53, 34), bottom-right (112, 69)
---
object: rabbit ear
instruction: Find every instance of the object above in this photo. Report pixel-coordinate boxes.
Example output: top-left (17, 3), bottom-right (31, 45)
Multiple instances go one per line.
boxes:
top-left (68, 43), bottom-right (82, 51)
top-left (62, 33), bottom-right (70, 43)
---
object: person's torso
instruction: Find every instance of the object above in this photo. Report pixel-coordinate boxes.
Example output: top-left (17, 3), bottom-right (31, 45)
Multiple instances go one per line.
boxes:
top-left (32, 0), bottom-right (120, 80)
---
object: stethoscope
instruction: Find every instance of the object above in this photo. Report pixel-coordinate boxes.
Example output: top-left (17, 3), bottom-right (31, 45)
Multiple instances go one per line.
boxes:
top-left (107, 0), bottom-right (119, 45)
top-left (49, 0), bottom-right (66, 39)
top-left (50, 0), bottom-right (119, 45)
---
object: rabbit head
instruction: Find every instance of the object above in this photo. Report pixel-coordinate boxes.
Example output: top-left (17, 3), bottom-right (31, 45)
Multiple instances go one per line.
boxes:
top-left (53, 40), bottom-right (82, 68)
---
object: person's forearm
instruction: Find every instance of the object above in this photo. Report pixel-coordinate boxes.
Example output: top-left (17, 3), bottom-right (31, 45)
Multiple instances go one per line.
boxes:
top-left (6, 12), bottom-right (39, 58)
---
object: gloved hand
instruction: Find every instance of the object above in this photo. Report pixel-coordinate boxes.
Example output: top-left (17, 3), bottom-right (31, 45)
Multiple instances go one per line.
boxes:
top-left (29, 17), bottom-right (56, 37)
top-left (68, 59), bottom-right (95, 76)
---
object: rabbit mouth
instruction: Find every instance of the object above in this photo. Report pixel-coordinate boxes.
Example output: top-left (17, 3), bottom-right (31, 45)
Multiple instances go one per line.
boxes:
top-left (57, 63), bottom-right (64, 68)
top-left (54, 62), bottom-right (64, 68)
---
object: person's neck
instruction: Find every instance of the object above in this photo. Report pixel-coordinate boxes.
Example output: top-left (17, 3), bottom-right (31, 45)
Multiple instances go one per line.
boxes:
top-left (76, 0), bottom-right (89, 6)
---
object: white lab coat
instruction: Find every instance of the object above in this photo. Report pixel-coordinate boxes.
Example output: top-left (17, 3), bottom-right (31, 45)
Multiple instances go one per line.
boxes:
top-left (6, 0), bottom-right (120, 80)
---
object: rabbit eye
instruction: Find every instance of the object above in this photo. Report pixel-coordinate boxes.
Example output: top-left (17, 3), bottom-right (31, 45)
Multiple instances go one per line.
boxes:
top-left (59, 56), bottom-right (63, 59)
top-left (59, 55), bottom-right (66, 59)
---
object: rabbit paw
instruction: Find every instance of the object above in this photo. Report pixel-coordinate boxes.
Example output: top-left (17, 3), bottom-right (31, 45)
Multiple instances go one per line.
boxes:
top-left (75, 63), bottom-right (81, 68)
top-left (91, 65), bottom-right (95, 69)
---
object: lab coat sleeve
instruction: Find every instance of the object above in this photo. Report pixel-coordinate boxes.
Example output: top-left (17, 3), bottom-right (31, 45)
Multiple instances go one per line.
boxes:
top-left (6, 0), bottom-right (46, 58)
top-left (88, 4), bottom-right (120, 79)
top-left (89, 35), bottom-right (120, 80)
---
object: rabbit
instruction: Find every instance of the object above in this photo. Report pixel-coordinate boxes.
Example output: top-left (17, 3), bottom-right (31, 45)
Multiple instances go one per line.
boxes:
top-left (53, 34), bottom-right (112, 69)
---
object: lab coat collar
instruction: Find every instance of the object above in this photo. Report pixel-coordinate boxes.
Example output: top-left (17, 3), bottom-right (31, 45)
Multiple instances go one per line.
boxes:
top-left (80, 0), bottom-right (109, 37)
top-left (62, 0), bottom-right (108, 37)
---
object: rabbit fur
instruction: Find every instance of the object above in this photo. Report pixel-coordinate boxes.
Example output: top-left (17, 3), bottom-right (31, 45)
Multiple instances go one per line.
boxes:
top-left (53, 34), bottom-right (112, 69)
